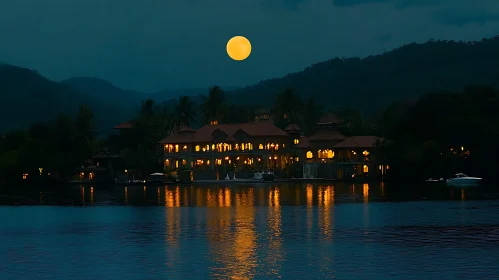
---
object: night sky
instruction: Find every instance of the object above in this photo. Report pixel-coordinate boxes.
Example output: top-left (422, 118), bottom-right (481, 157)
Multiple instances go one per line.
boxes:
top-left (1, 0), bottom-right (498, 92)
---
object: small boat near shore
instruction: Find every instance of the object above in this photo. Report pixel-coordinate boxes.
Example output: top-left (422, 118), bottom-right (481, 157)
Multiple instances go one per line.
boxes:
top-left (446, 173), bottom-right (482, 187)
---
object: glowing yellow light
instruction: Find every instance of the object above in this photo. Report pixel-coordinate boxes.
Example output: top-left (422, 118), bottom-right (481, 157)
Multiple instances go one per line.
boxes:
top-left (226, 36), bottom-right (252, 61)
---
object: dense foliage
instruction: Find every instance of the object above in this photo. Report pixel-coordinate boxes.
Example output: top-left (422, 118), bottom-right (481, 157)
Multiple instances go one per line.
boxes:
top-left (2, 84), bottom-right (499, 185)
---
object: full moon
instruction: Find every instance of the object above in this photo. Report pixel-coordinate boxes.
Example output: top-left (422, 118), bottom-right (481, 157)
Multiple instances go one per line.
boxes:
top-left (226, 36), bottom-right (252, 61)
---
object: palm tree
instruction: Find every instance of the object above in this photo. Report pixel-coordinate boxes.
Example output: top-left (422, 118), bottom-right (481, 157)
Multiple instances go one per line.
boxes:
top-left (139, 99), bottom-right (155, 120)
top-left (175, 95), bottom-right (196, 128)
top-left (273, 88), bottom-right (303, 128)
top-left (200, 86), bottom-right (226, 124)
top-left (302, 96), bottom-right (322, 136)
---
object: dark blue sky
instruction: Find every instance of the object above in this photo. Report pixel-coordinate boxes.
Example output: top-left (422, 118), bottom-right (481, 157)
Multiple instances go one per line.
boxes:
top-left (1, 0), bottom-right (498, 92)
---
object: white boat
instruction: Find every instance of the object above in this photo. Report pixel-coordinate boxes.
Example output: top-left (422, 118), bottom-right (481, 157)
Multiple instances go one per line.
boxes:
top-left (446, 173), bottom-right (482, 186)
top-left (252, 171), bottom-right (275, 181)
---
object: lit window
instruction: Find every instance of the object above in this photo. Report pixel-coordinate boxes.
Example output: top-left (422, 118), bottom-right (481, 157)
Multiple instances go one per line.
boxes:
top-left (22, 173), bottom-right (28, 180)
top-left (183, 145), bottom-right (188, 152)
top-left (182, 159), bottom-right (187, 165)
top-left (363, 165), bottom-right (368, 173)
top-left (259, 144), bottom-right (263, 150)
top-left (195, 145), bottom-right (200, 152)
top-left (306, 151), bottom-right (313, 159)
top-left (363, 150), bottom-right (369, 156)
top-left (294, 139), bottom-right (299, 145)
top-left (175, 160), bottom-right (179, 168)
top-left (165, 159), bottom-right (170, 167)
top-left (295, 157), bottom-right (299, 161)
top-left (175, 145), bottom-right (179, 152)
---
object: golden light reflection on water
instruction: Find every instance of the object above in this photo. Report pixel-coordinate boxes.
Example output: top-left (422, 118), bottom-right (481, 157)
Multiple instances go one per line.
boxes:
top-left (124, 187), bottom-right (128, 204)
top-left (165, 188), bottom-right (181, 271)
top-left (165, 187), bottom-right (181, 244)
top-left (363, 183), bottom-right (370, 229)
top-left (306, 184), bottom-right (313, 237)
top-left (306, 184), bottom-right (313, 207)
top-left (208, 187), bottom-right (257, 279)
top-left (363, 183), bottom-right (369, 203)
top-left (90, 187), bottom-right (94, 204)
top-left (81, 186), bottom-right (85, 203)
top-left (380, 182), bottom-right (385, 197)
top-left (266, 187), bottom-right (282, 277)
top-left (157, 187), bottom-right (161, 204)
top-left (165, 187), bottom-right (181, 208)
top-left (318, 186), bottom-right (334, 239)
top-left (461, 189), bottom-right (465, 200)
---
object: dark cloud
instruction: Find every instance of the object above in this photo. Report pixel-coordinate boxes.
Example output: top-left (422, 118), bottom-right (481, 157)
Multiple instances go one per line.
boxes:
top-left (260, 0), bottom-right (309, 10)
top-left (434, 9), bottom-right (499, 27)
top-left (333, 0), bottom-right (439, 9)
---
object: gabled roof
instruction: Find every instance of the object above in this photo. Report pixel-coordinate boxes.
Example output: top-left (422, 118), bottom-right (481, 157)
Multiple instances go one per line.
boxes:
top-left (295, 136), bottom-right (311, 148)
top-left (114, 121), bottom-right (134, 129)
top-left (159, 122), bottom-right (288, 144)
top-left (284, 124), bottom-right (300, 131)
top-left (317, 113), bottom-right (342, 124)
top-left (334, 136), bottom-right (384, 148)
top-left (307, 130), bottom-right (346, 142)
top-left (178, 126), bottom-right (196, 132)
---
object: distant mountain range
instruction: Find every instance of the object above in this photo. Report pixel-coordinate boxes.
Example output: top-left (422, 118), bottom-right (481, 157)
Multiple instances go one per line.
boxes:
top-left (2, 35), bottom-right (499, 133)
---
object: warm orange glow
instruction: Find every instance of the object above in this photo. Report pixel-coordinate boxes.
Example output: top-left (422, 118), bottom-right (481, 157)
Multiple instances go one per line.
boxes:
top-left (224, 188), bottom-right (231, 207)
top-left (175, 144), bottom-right (179, 152)
top-left (266, 187), bottom-right (282, 276)
top-left (363, 165), bottom-right (369, 173)
top-left (306, 151), bottom-right (313, 159)
top-left (318, 186), bottom-right (334, 239)
top-left (124, 187), bottom-right (128, 204)
top-left (363, 183), bottom-right (369, 203)
top-left (318, 149), bottom-right (334, 159)
top-left (259, 144), bottom-right (263, 150)
top-left (22, 173), bottom-right (28, 180)
top-left (363, 150), bottom-right (369, 156)
top-left (306, 184), bottom-right (313, 207)
top-left (207, 189), bottom-right (216, 207)
top-left (294, 138), bottom-right (299, 145)
top-left (195, 145), bottom-right (200, 151)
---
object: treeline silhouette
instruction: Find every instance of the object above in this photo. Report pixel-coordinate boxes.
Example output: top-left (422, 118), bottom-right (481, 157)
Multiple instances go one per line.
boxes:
top-left (1, 85), bottom-right (499, 185)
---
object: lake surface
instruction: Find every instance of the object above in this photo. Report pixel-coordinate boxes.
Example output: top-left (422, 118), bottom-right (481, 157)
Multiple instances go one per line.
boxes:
top-left (1, 183), bottom-right (499, 279)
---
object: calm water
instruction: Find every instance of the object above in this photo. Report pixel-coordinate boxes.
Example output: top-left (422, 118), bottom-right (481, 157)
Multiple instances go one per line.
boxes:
top-left (1, 183), bottom-right (499, 280)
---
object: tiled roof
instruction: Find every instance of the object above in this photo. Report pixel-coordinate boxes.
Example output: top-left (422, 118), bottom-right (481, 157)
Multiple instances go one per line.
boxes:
top-left (178, 126), bottom-right (196, 132)
top-left (284, 124), bottom-right (300, 131)
top-left (295, 136), bottom-right (311, 148)
top-left (114, 121), bottom-right (134, 129)
top-left (159, 122), bottom-right (288, 144)
top-left (307, 130), bottom-right (346, 142)
top-left (296, 135), bottom-right (383, 149)
top-left (334, 136), bottom-right (383, 148)
top-left (317, 113), bottom-right (342, 124)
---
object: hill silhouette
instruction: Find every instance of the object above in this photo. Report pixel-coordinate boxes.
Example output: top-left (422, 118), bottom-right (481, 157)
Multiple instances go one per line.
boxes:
top-left (0, 65), bottom-right (129, 133)
top-left (2, 35), bottom-right (499, 132)
top-left (227, 36), bottom-right (499, 113)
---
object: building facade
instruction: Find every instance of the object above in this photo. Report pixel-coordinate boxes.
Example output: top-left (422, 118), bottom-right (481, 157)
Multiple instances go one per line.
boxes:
top-left (159, 121), bottom-right (298, 180)
top-left (296, 113), bottom-right (389, 180)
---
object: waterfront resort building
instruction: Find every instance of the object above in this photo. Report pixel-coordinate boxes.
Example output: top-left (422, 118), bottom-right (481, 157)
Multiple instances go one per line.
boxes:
top-left (295, 113), bottom-right (389, 180)
top-left (159, 112), bottom-right (389, 181)
top-left (159, 120), bottom-right (294, 180)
